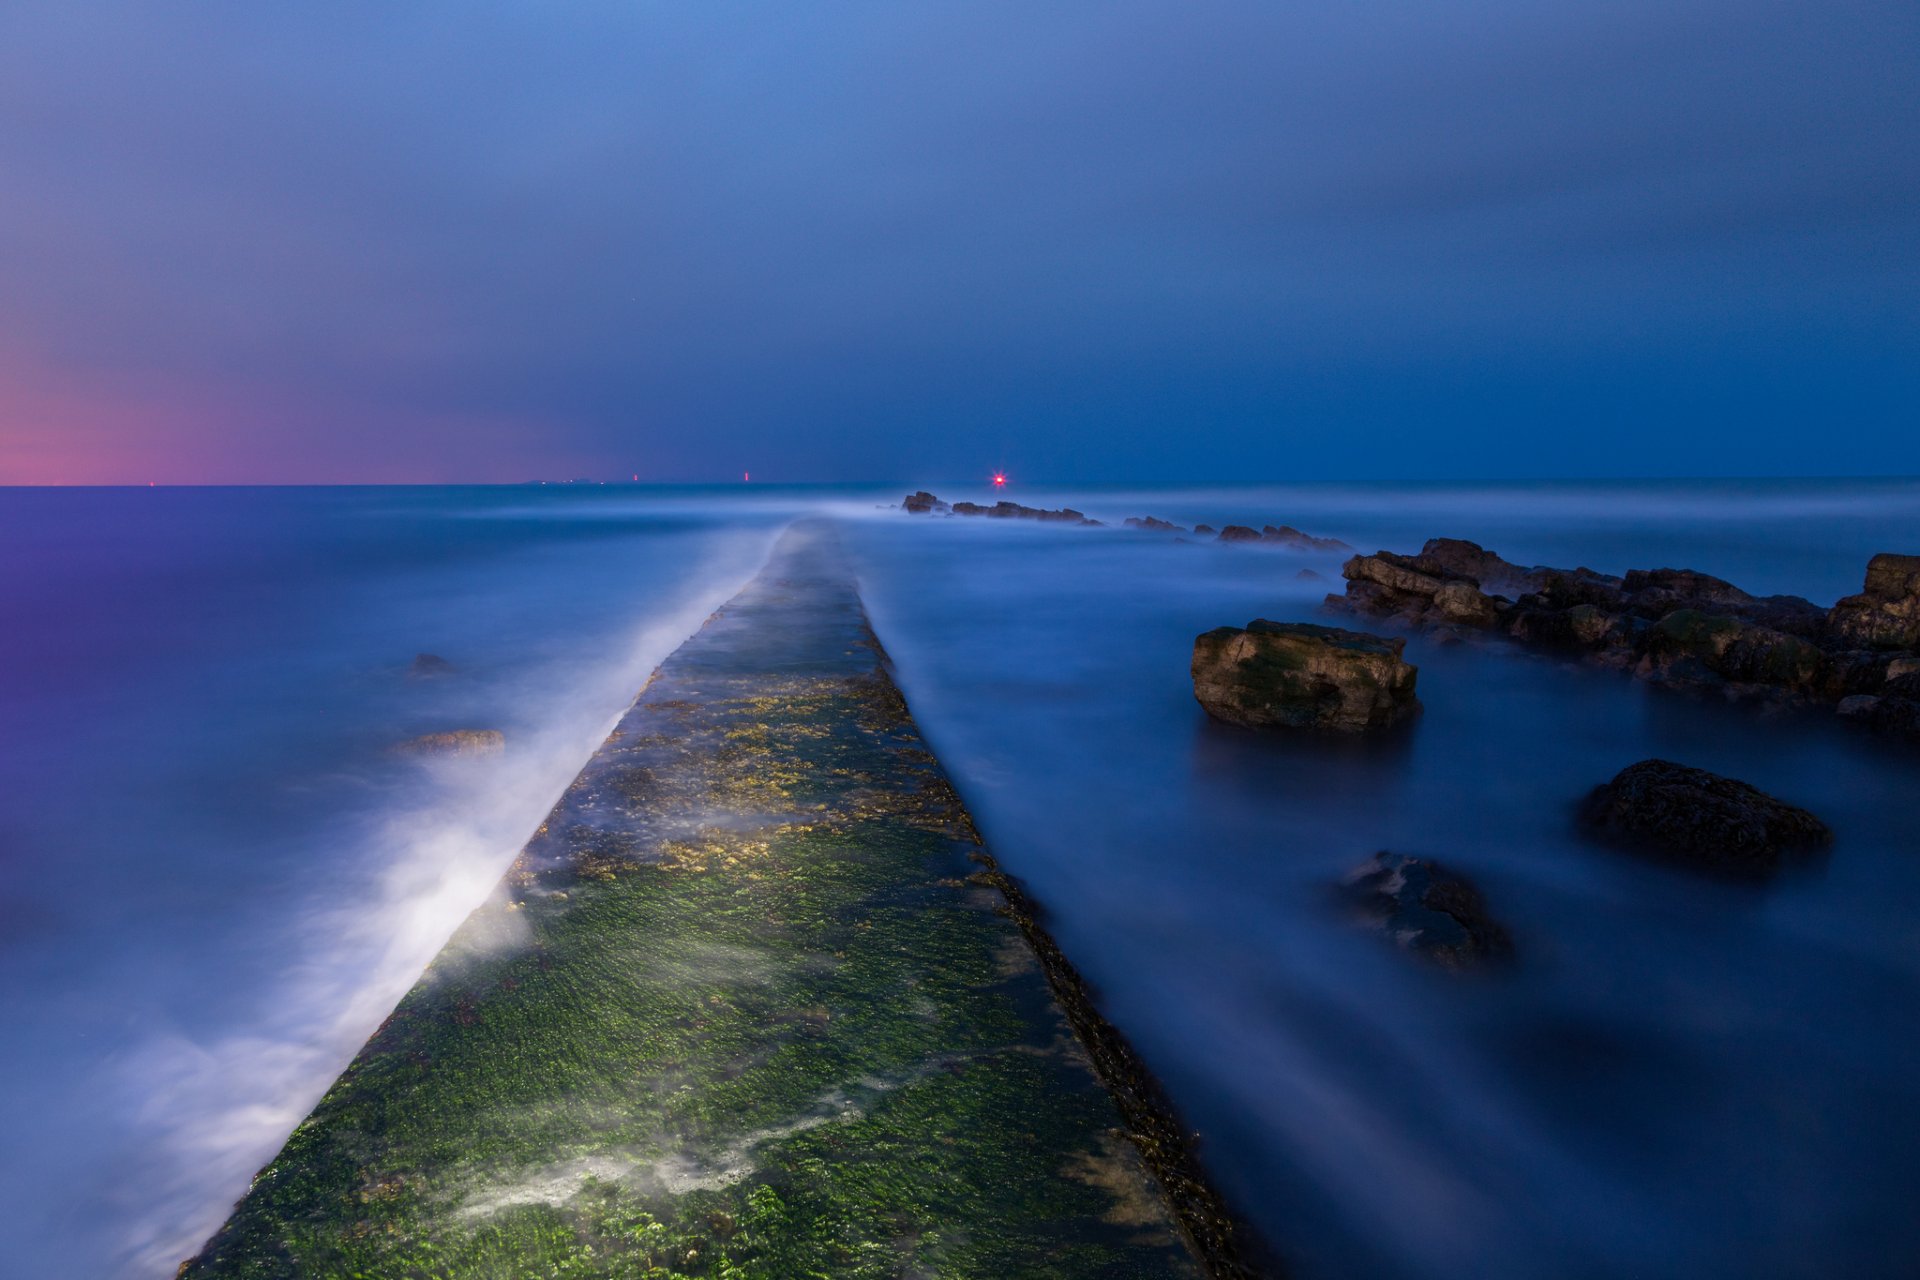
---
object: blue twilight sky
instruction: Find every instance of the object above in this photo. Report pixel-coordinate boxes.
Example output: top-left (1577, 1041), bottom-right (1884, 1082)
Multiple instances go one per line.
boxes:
top-left (0, 1), bottom-right (1914, 484)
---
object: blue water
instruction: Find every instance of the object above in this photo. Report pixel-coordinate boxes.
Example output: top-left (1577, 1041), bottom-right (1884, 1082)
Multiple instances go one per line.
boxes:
top-left (3, 481), bottom-right (1919, 1278)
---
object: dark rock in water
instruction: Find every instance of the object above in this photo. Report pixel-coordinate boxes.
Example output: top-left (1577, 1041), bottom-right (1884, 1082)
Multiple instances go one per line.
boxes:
top-left (950, 499), bottom-right (1099, 525)
top-left (1192, 620), bottom-right (1420, 731)
top-left (1261, 524), bottom-right (1354, 553)
top-left (1296, 568), bottom-right (1326, 582)
top-left (1192, 524), bottom-right (1216, 536)
top-left (1341, 853), bottom-right (1513, 969)
top-left (409, 653), bottom-right (455, 679)
top-left (1828, 553), bottom-right (1920, 650)
top-left (1216, 525), bottom-right (1264, 543)
top-left (1124, 515), bottom-right (1186, 533)
top-left (902, 490), bottom-right (949, 514)
top-left (395, 729), bottom-right (506, 758)
top-left (1579, 759), bottom-right (1831, 877)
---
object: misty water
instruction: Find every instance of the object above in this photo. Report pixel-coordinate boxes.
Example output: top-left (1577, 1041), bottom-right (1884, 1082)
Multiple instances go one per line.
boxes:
top-left (3, 482), bottom-right (1917, 1278)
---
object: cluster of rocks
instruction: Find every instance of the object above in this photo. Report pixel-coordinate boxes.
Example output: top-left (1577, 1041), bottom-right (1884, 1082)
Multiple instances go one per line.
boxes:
top-left (902, 491), bottom-right (1098, 524)
top-left (902, 493), bottom-right (1351, 549)
top-left (1328, 539), bottom-right (1920, 738)
top-left (1125, 515), bottom-right (1352, 551)
top-left (1337, 757), bottom-right (1829, 970)
top-left (1191, 620), bottom-right (1421, 731)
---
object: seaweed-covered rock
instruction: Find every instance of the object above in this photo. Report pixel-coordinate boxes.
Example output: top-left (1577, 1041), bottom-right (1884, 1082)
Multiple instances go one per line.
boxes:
top-left (1341, 853), bottom-right (1513, 969)
top-left (1579, 759), bottom-right (1831, 877)
top-left (1828, 554), bottom-right (1920, 650)
top-left (395, 729), bottom-right (506, 758)
top-left (1191, 620), bottom-right (1420, 731)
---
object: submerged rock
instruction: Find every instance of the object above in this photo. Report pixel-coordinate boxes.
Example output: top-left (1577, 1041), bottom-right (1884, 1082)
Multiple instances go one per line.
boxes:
top-left (1216, 525), bottom-right (1264, 543)
top-left (1124, 515), bottom-right (1186, 533)
top-left (395, 729), bottom-right (506, 758)
top-left (1191, 620), bottom-right (1421, 731)
top-left (1828, 553), bottom-right (1920, 650)
top-left (1579, 759), bottom-right (1831, 877)
top-left (408, 652), bottom-right (456, 679)
top-left (1341, 853), bottom-right (1513, 969)
top-left (1192, 524), bottom-right (1217, 536)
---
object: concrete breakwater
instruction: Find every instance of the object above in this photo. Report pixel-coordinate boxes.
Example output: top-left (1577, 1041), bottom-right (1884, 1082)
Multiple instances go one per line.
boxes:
top-left (181, 522), bottom-right (1255, 1279)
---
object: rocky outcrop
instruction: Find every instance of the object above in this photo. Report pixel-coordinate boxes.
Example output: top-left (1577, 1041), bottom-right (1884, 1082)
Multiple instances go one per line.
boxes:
top-left (1329, 540), bottom-right (1920, 738)
top-left (1340, 853), bottom-right (1513, 969)
top-left (950, 499), bottom-right (1101, 524)
top-left (395, 729), bottom-right (506, 758)
top-left (898, 495), bottom-right (1349, 553)
top-left (1828, 554), bottom-right (1920, 650)
top-left (902, 491), bottom-right (949, 514)
top-left (1192, 620), bottom-right (1420, 731)
top-left (1261, 525), bottom-right (1353, 553)
top-left (1580, 759), bottom-right (1831, 878)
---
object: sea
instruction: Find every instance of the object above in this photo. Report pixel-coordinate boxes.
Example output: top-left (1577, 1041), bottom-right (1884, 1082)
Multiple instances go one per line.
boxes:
top-left (2, 480), bottom-right (1917, 1279)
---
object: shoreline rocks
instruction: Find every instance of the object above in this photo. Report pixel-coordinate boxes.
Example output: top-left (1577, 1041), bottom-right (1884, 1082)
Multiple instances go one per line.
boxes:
top-left (1340, 853), bottom-right (1513, 969)
top-left (1192, 620), bottom-right (1421, 731)
top-left (1580, 759), bottom-right (1831, 878)
top-left (899, 494), bottom-right (1348, 550)
top-left (1328, 538), bottom-right (1920, 739)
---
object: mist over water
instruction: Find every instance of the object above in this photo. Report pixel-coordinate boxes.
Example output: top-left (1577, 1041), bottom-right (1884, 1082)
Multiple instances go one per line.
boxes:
top-left (2, 480), bottom-right (1917, 1277)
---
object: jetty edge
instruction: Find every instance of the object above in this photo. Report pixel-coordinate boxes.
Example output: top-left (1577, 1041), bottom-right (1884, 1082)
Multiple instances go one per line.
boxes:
top-left (181, 521), bottom-right (1265, 1280)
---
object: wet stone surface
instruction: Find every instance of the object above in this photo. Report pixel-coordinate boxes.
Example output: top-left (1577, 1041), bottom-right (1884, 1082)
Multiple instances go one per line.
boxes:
top-left (181, 523), bottom-right (1210, 1280)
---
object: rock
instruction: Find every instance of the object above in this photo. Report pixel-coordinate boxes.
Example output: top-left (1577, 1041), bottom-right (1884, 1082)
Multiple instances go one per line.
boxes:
top-left (1331, 539), bottom-right (1920, 733)
top-left (1260, 525), bottom-right (1354, 553)
top-left (1341, 853), bottom-right (1513, 969)
top-left (409, 653), bottom-right (456, 679)
top-left (1192, 524), bottom-right (1216, 536)
top-left (1295, 568), bottom-right (1325, 582)
top-left (1124, 515), bottom-right (1186, 533)
top-left (1828, 553), bottom-right (1920, 649)
top-left (950, 499), bottom-right (1098, 525)
top-left (1336, 548), bottom-right (1508, 631)
top-left (902, 491), bottom-right (949, 514)
top-left (1216, 525), bottom-right (1264, 543)
top-left (395, 729), bottom-right (506, 758)
top-left (1191, 620), bottom-right (1421, 731)
top-left (1579, 759), bottom-right (1831, 877)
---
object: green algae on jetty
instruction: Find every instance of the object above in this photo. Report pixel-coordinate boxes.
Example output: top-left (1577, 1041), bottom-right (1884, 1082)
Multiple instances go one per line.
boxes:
top-left (183, 523), bottom-right (1239, 1279)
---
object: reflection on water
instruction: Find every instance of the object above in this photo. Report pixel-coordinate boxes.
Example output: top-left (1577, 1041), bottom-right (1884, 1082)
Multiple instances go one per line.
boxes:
top-left (2, 480), bottom-right (1918, 1278)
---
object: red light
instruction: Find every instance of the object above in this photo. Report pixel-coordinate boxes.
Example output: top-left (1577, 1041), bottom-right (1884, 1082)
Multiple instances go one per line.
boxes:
top-left (991, 472), bottom-right (1007, 488)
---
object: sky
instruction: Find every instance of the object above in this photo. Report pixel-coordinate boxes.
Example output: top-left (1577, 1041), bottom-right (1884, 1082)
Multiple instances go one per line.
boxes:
top-left (0, 1), bottom-right (1914, 485)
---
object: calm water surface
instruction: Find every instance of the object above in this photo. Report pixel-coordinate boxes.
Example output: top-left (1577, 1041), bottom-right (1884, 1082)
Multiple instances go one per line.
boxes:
top-left (3, 481), bottom-right (1917, 1278)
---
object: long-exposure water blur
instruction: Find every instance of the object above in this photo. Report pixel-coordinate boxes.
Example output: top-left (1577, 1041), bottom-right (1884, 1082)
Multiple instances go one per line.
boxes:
top-left (3, 482), bottom-right (1916, 1278)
